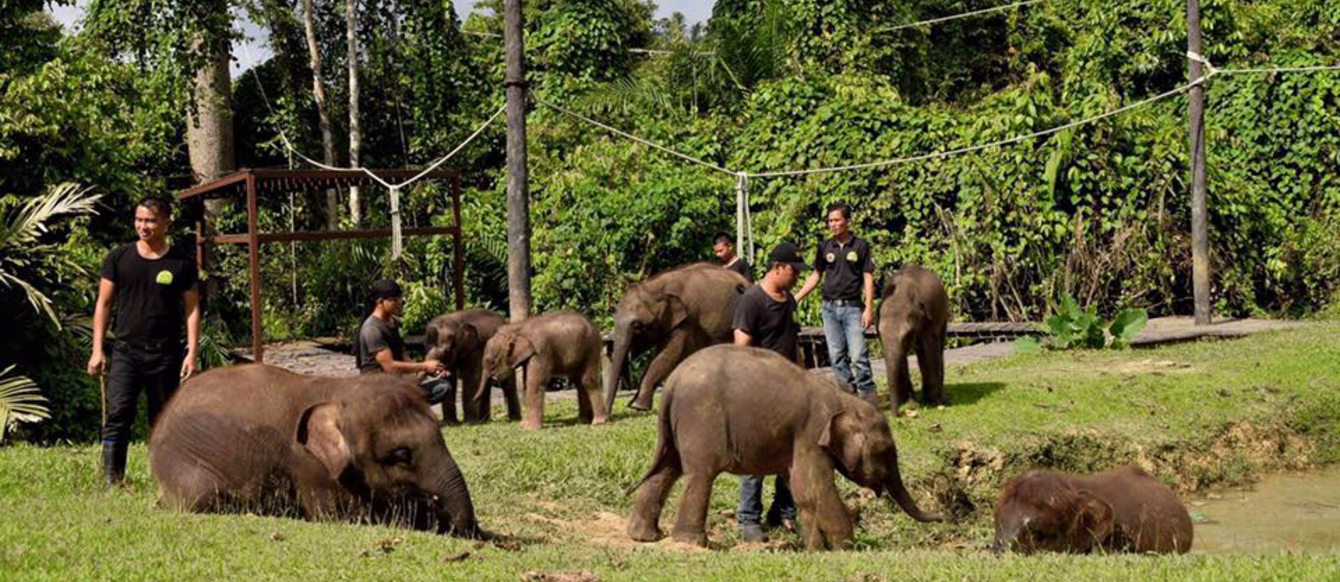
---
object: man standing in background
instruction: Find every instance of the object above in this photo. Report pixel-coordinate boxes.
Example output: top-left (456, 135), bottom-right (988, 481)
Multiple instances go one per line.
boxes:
top-left (713, 232), bottom-right (753, 283)
top-left (795, 203), bottom-right (878, 405)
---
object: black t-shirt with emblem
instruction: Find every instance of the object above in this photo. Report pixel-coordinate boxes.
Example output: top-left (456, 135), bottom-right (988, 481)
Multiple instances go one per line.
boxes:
top-left (732, 285), bottom-right (799, 359)
top-left (813, 235), bottom-right (876, 301)
top-left (99, 243), bottom-right (198, 347)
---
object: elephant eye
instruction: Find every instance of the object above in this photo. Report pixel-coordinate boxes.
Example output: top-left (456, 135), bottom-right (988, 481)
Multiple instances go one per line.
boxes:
top-left (387, 447), bottom-right (413, 466)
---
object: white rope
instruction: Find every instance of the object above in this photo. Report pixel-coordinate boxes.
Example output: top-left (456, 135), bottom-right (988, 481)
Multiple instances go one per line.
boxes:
top-left (742, 77), bottom-right (1208, 178)
top-left (534, 96), bottom-right (739, 176)
top-left (242, 41), bottom-right (503, 191)
top-left (877, 0), bottom-right (1044, 32)
top-left (1216, 64), bottom-right (1340, 75)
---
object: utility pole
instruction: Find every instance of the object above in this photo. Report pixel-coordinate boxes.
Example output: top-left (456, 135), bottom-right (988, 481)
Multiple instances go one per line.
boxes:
top-left (504, 0), bottom-right (532, 321)
top-left (1187, 0), bottom-right (1211, 325)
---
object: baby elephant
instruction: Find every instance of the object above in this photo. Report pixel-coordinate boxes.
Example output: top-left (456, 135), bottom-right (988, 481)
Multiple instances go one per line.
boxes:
top-left (993, 465), bottom-right (1193, 554)
top-left (424, 309), bottom-right (520, 423)
top-left (627, 345), bottom-right (944, 550)
top-left (150, 364), bottom-right (487, 538)
top-left (878, 264), bottom-right (949, 416)
top-left (481, 310), bottom-right (608, 430)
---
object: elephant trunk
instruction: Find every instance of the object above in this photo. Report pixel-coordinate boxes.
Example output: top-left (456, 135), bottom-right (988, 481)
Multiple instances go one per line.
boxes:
top-left (604, 326), bottom-right (633, 411)
top-left (427, 447), bottom-right (485, 538)
top-left (881, 451), bottom-right (944, 523)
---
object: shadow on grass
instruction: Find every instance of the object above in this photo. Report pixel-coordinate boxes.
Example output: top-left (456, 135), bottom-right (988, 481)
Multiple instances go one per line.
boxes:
top-left (942, 382), bottom-right (1006, 407)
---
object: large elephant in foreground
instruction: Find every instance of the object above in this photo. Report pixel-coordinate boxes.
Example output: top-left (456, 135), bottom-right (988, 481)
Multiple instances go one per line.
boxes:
top-left (150, 364), bottom-right (487, 538)
top-left (878, 264), bottom-right (949, 416)
top-left (627, 345), bottom-right (944, 550)
top-left (605, 263), bottom-right (749, 411)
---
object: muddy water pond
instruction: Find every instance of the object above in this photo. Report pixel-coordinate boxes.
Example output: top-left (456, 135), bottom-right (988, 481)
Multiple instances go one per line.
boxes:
top-left (1191, 465), bottom-right (1340, 554)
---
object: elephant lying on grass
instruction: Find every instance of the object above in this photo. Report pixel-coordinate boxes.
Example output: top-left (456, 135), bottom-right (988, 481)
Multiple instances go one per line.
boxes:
top-left (992, 465), bottom-right (1192, 554)
top-left (627, 345), bottom-right (943, 550)
top-left (150, 364), bottom-right (488, 538)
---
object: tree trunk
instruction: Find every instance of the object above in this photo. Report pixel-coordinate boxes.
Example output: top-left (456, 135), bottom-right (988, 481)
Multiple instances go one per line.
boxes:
top-left (504, 0), bottom-right (532, 321)
top-left (185, 5), bottom-right (236, 304)
top-left (302, 0), bottom-right (340, 229)
top-left (346, 0), bottom-right (361, 225)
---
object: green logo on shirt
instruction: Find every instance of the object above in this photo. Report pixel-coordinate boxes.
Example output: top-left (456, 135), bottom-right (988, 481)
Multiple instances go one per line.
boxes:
top-left (846, 251), bottom-right (858, 262)
top-left (156, 270), bottom-right (174, 285)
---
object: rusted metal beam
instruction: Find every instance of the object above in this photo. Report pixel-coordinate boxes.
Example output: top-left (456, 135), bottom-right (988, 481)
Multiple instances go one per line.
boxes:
top-left (203, 226), bottom-right (459, 245)
top-left (246, 172), bottom-right (264, 363)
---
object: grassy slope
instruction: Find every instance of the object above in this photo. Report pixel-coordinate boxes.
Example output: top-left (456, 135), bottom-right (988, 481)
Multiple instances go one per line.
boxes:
top-left (3, 325), bottom-right (1339, 581)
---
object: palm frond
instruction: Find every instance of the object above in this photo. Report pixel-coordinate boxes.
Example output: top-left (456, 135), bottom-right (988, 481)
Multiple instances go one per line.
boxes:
top-left (0, 183), bottom-right (102, 247)
top-left (0, 365), bottom-right (51, 443)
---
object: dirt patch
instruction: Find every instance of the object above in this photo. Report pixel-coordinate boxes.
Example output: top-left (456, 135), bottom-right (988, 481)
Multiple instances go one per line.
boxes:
top-left (520, 571), bottom-right (600, 582)
top-left (1110, 359), bottom-right (1196, 375)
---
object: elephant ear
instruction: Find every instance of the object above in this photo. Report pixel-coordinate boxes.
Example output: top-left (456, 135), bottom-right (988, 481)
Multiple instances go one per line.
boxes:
top-left (660, 294), bottom-right (691, 329)
top-left (817, 411), bottom-right (865, 472)
top-left (460, 323), bottom-right (480, 350)
top-left (508, 333), bottom-right (537, 366)
top-left (424, 320), bottom-right (441, 349)
top-left (296, 402), bottom-right (351, 480)
top-left (1070, 491), bottom-right (1115, 549)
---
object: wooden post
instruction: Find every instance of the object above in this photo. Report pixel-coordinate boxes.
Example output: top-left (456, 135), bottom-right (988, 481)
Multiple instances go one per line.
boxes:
top-left (1188, 0), bottom-right (1211, 325)
top-left (504, 0), bottom-right (532, 321)
top-left (246, 172), bottom-right (264, 362)
top-left (451, 173), bottom-right (466, 311)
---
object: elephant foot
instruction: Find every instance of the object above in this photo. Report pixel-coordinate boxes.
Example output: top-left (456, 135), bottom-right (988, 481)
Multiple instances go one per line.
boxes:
top-left (627, 520), bottom-right (663, 542)
top-left (590, 415), bottom-right (609, 426)
top-left (671, 529), bottom-right (709, 547)
top-left (520, 419), bottom-right (542, 431)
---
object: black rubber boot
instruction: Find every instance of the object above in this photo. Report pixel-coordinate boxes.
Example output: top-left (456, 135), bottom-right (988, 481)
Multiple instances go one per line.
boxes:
top-left (103, 442), bottom-right (127, 488)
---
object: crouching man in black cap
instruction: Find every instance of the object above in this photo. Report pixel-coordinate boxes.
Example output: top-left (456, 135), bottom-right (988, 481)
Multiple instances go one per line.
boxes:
top-left (355, 278), bottom-right (451, 404)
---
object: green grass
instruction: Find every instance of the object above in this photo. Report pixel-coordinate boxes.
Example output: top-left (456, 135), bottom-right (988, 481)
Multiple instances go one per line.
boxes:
top-left (4, 325), bottom-right (1340, 580)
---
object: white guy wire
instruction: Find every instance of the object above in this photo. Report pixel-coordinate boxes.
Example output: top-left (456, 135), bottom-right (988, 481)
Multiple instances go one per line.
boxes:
top-left (533, 95), bottom-right (739, 177)
top-left (877, 0), bottom-right (1044, 33)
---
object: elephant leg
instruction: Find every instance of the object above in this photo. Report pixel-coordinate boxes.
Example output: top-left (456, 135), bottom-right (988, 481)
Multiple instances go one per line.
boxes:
top-left (789, 447), bottom-right (852, 550)
top-left (916, 326), bottom-right (947, 406)
top-left (501, 377), bottom-right (522, 421)
top-left (670, 471), bottom-right (716, 546)
top-left (628, 452), bottom-right (682, 542)
top-left (521, 364), bottom-right (550, 430)
top-left (575, 373), bottom-right (594, 424)
top-left (885, 347), bottom-right (913, 417)
top-left (462, 363), bottom-right (487, 424)
top-left (440, 376), bottom-right (460, 425)
top-left (631, 332), bottom-right (691, 411)
top-left (581, 362), bottom-right (608, 425)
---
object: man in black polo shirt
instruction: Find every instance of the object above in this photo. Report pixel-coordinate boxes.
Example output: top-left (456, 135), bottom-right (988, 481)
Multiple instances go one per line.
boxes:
top-left (86, 196), bottom-right (200, 487)
top-left (731, 242), bottom-right (808, 542)
top-left (713, 232), bottom-right (753, 283)
top-left (354, 279), bottom-right (450, 405)
top-left (795, 202), bottom-right (878, 405)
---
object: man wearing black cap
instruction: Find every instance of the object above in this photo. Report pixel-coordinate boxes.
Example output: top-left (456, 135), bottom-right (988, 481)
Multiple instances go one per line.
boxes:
top-left (795, 202), bottom-right (878, 405)
top-left (730, 242), bottom-right (809, 542)
top-left (355, 279), bottom-right (450, 403)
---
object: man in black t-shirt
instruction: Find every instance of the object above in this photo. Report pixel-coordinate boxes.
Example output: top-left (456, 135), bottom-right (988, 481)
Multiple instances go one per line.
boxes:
top-left (795, 202), bottom-right (878, 405)
top-left (354, 279), bottom-right (450, 405)
top-left (713, 232), bottom-right (754, 283)
top-left (86, 196), bottom-right (200, 487)
top-left (730, 242), bottom-right (809, 542)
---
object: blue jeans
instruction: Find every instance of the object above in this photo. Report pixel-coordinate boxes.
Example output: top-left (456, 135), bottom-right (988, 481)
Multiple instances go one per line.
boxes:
top-left (737, 475), bottom-right (796, 527)
top-left (822, 300), bottom-right (875, 395)
top-left (419, 377), bottom-right (452, 405)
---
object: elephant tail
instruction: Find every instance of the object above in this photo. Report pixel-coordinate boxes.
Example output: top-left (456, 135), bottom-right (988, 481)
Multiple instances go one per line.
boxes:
top-left (625, 388), bottom-right (678, 496)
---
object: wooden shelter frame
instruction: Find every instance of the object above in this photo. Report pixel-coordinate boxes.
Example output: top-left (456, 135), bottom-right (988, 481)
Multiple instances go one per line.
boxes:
top-left (177, 168), bottom-right (465, 363)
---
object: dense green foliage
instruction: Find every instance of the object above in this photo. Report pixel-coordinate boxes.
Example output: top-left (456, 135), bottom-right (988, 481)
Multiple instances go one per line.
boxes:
top-left (2, 0), bottom-right (1339, 441)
